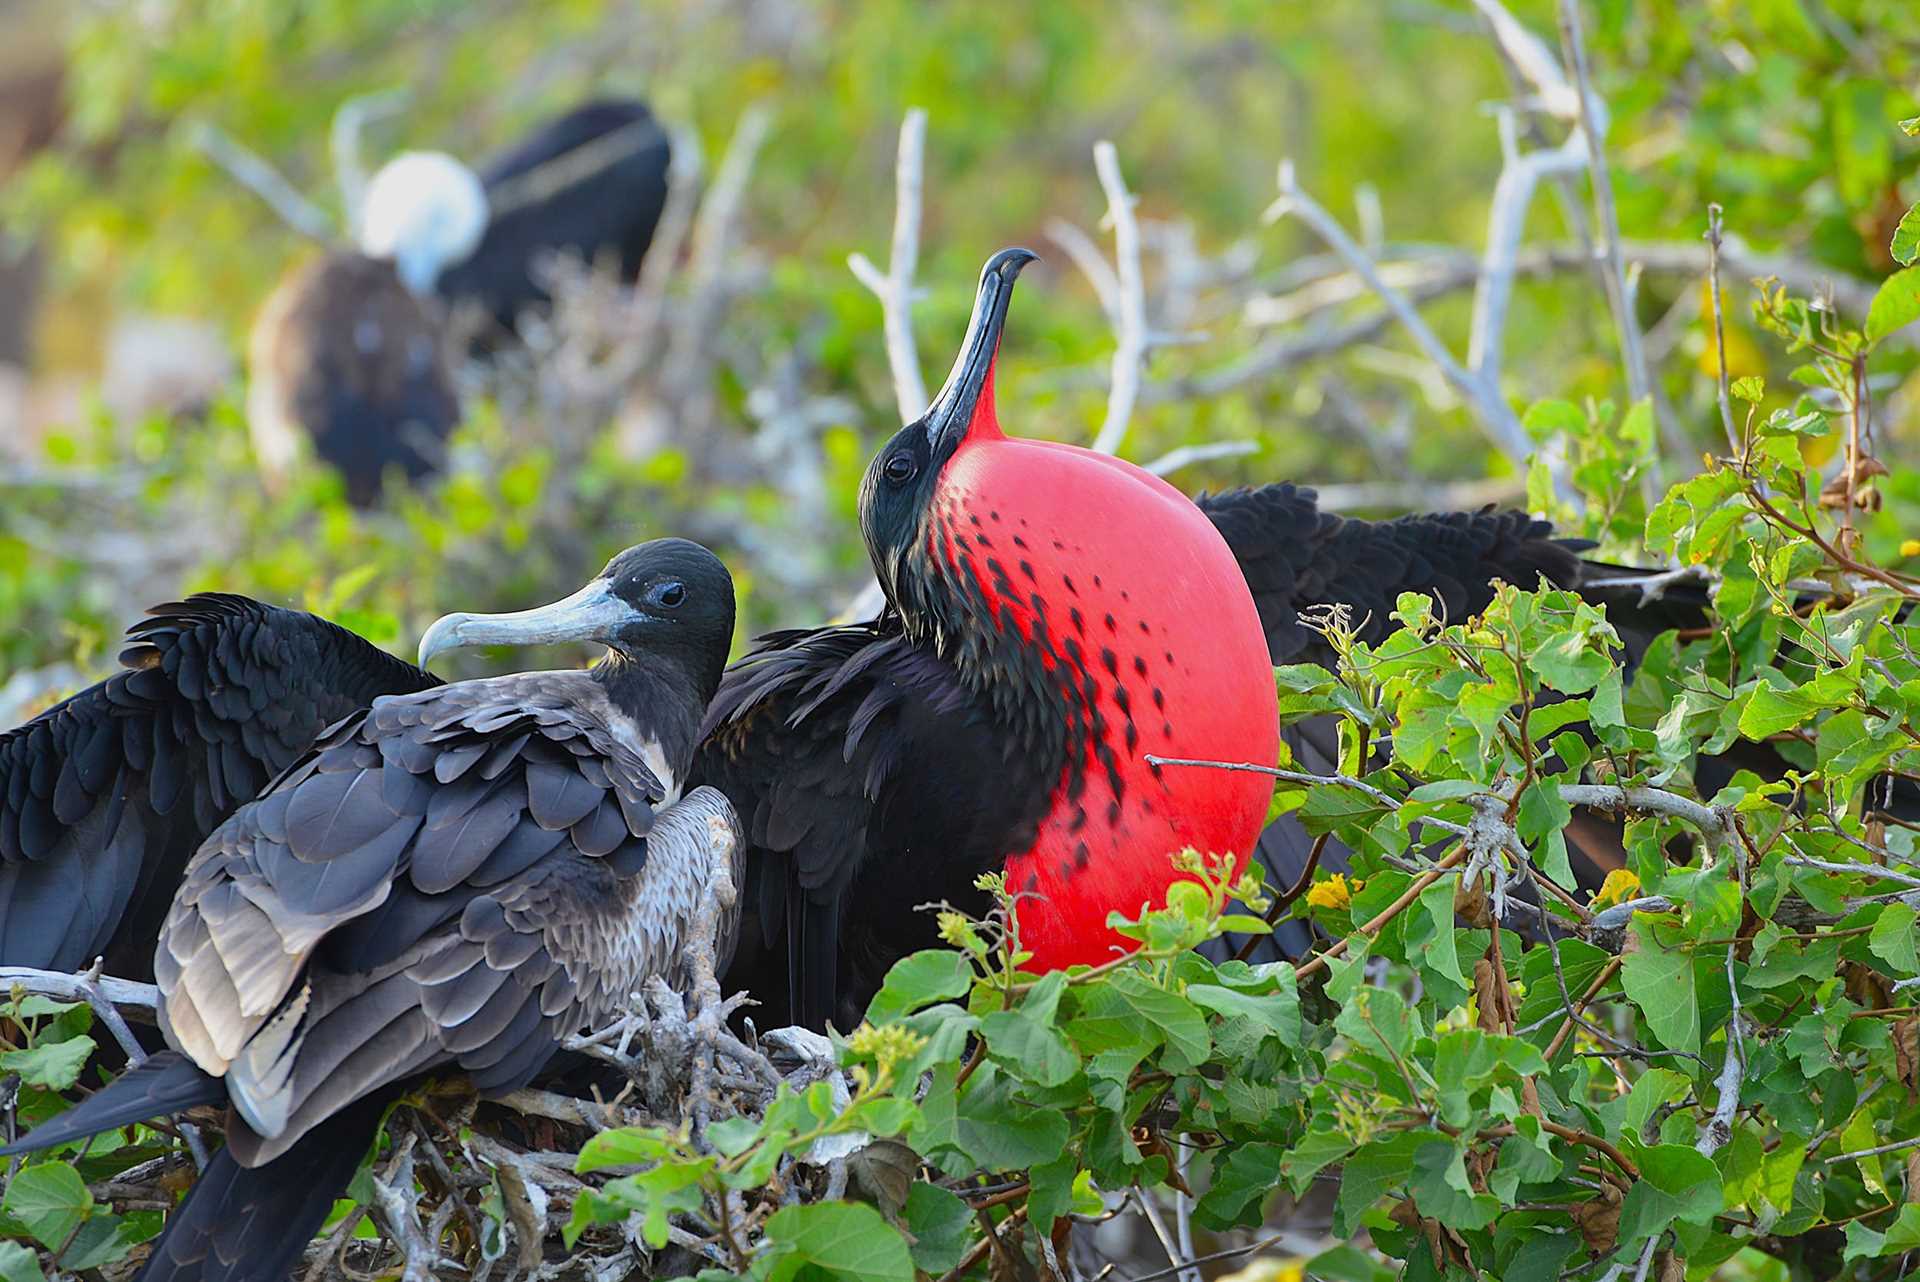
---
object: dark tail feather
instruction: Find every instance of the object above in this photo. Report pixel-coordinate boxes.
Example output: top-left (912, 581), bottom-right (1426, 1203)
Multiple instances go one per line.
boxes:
top-left (137, 1090), bottom-right (389, 1282)
top-left (0, 1051), bottom-right (222, 1156)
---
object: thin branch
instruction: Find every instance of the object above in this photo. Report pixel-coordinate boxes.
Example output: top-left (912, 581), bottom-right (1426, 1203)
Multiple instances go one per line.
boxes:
top-left (186, 121), bottom-right (335, 242)
top-left (1557, 0), bottom-right (1656, 420)
top-left (662, 105), bottom-right (771, 402)
top-left (486, 113), bottom-right (678, 220)
top-left (0, 966), bottom-right (159, 1017)
top-left (1264, 161), bottom-right (1534, 468)
top-left (1704, 204), bottom-right (1741, 457)
top-left (1089, 141), bottom-right (1148, 456)
top-left (1245, 239), bottom-right (1880, 332)
top-left (330, 88), bottom-right (408, 234)
top-left (1134, 1188), bottom-right (1201, 1282)
top-left (1826, 1133), bottom-right (1920, 1164)
top-left (1140, 440), bottom-right (1260, 477)
top-left (625, 124), bottom-right (705, 364)
top-left (1469, 106), bottom-right (1586, 384)
top-left (368, 1130), bottom-right (439, 1282)
top-left (847, 108), bottom-right (931, 423)
top-left (1047, 218), bottom-right (1121, 323)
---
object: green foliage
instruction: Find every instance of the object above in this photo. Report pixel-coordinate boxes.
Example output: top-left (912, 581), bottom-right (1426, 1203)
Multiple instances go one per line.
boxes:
top-left (516, 276), bottom-right (1920, 1279)
top-left (0, 991), bottom-right (159, 1271)
top-left (6, 2), bottom-right (1920, 1279)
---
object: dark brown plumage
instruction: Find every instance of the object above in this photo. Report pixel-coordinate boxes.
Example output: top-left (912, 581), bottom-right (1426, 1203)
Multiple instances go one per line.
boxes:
top-left (246, 250), bottom-right (459, 507)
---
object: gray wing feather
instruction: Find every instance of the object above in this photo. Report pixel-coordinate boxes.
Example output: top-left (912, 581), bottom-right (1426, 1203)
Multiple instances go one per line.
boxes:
top-left (156, 671), bottom-right (695, 1167)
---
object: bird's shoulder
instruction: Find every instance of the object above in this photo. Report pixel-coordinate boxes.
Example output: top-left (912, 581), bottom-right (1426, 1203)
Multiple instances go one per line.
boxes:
top-left (698, 615), bottom-right (960, 750)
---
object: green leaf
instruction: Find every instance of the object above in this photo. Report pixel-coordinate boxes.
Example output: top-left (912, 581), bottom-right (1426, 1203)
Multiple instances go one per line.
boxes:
top-left (575, 1126), bottom-right (681, 1173)
top-left (602, 1162), bottom-right (712, 1249)
top-left (1282, 1126), bottom-right (1354, 1196)
top-left (763, 1201), bottom-right (915, 1282)
top-left (1618, 1144), bottom-right (1723, 1243)
top-left (1868, 901), bottom-right (1919, 975)
top-left (1194, 1143), bottom-right (1284, 1228)
top-left (866, 951), bottom-right (973, 1024)
top-left (60, 1212), bottom-right (156, 1270)
top-left (1522, 398), bottom-right (1585, 443)
top-left (1621, 916), bottom-right (1700, 1053)
top-left (1843, 1205), bottom-right (1920, 1260)
top-left (1025, 1152), bottom-right (1079, 1235)
top-left (2, 1163), bottom-right (92, 1250)
top-left (0, 1037), bottom-right (97, 1091)
top-left (1731, 375), bottom-right (1766, 404)
top-left (1105, 971), bottom-right (1210, 1068)
top-left (706, 1116), bottom-right (760, 1159)
top-left (901, 1182), bottom-right (971, 1274)
top-left (1333, 985), bottom-right (1420, 1065)
top-left (1408, 1139), bottom-right (1500, 1230)
top-left (1405, 878), bottom-right (1466, 986)
top-left (1739, 682), bottom-right (1822, 738)
top-left (955, 1069), bottom-right (1070, 1168)
top-left (1866, 265), bottom-right (1920, 344)
top-left (0, 1242), bottom-right (43, 1282)
top-left (1894, 203), bottom-right (1920, 267)
top-left (981, 1007), bottom-right (1079, 1087)
top-left (1335, 1131), bottom-right (1432, 1235)
top-left (1185, 978), bottom-right (1301, 1045)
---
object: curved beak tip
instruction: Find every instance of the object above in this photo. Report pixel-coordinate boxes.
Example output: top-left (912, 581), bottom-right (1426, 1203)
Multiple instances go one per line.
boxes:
top-left (416, 614), bottom-right (465, 669)
top-left (982, 247), bottom-right (1039, 286)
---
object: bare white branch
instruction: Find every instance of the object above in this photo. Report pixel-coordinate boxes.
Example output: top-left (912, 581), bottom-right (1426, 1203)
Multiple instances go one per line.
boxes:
top-left (1469, 107), bottom-right (1586, 382)
top-left (329, 88), bottom-right (409, 235)
top-left (1264, 161), bottom-right (1534, 468)
top-left (1090, 142), bottom-right (1149, 456)
top-left (1046, 217), bottom-right (1122, 324)
top-left (1140, 440), bottom-right (1260, 477)
top-left (662, 105), bottom-right (770, 403)
top-left (847, 108), bottom-right (931, 423)
top-left (1472, 0), bottom-right (1580, 119)
top-left (187, 121), bottom-right (335, 242)
top-left (1558, 0), bottom-right (1656, 421)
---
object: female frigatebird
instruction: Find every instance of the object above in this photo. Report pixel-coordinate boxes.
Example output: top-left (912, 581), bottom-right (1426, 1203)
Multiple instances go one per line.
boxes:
top-left (1, 539), bottom-right (740, 1282)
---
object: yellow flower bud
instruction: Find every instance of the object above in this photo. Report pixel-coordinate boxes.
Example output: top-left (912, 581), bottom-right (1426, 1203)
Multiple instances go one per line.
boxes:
top-left (1305, 873), bottom-right (1355, 911)
top-left (1592, 867), bottom-right (1641, 908)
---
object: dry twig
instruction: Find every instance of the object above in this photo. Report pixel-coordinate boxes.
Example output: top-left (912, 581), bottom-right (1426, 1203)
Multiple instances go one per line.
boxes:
top-left (848, 109), bottom-right (932, 423)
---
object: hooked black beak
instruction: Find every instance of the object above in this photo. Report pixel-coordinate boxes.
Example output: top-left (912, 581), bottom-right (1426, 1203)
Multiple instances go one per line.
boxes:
top-left (417, 578), bottom-right (641, 668)
top-left (922, 247), bottom-right (1037, 454)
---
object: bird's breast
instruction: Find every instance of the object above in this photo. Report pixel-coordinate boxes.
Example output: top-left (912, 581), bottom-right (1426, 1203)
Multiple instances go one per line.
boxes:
top-left (931, 439), bottom-right (1280, 970)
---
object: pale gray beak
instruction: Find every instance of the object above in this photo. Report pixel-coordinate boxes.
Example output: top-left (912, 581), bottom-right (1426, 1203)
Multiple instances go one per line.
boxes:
top-left (417, 578), bottom-right (638, 668)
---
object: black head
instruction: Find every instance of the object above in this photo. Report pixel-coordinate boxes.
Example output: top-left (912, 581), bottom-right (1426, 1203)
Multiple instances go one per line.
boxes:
top-left (419, 537), bottom-right (736, 700)
top-left (861, 247), bottom-right (1036, 609)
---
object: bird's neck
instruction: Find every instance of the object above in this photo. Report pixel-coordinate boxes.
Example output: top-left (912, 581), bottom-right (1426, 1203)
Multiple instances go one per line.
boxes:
top-left (590, 653), bottom-right (708, 784)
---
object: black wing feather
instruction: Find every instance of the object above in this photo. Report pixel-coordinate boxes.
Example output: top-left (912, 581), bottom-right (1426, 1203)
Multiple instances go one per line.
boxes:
top-left (0, 595), bottom-right (437, 977)
top-left (698, 621), bottom-right (1036, 1032)
top-left (438, 99), bottom-right (672, 339)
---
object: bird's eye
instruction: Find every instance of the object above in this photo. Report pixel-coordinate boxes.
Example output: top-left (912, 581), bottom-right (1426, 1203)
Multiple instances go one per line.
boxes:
top-left (883, 452), bottom-right (918, 485)
top-left (648, 581), bottom-right (687, 610)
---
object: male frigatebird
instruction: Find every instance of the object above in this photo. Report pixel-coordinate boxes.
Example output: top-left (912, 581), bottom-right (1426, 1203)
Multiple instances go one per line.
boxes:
top-left (702, 249), bottom-right (1283, 1028)
top-left (0, 538), bottom-right (740, 1282)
